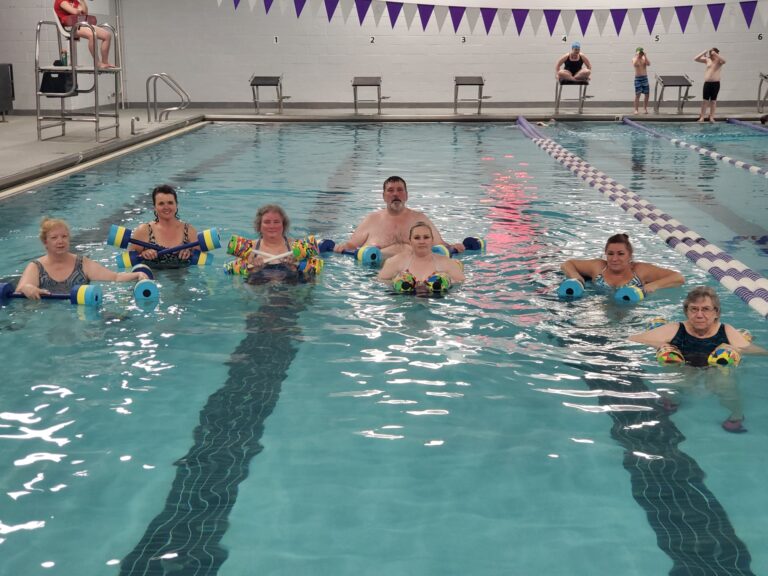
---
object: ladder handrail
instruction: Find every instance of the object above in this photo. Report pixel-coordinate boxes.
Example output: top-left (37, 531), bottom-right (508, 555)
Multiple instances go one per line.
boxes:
top-left (145, 73), bottom-right (190, 122)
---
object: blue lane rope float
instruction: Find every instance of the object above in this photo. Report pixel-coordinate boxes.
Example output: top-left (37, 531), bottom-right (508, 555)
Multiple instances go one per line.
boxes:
top-left (0, 282), bottom-right (102, 306)
top-left (726, 118), bottom-right (768, 135)
top-left (516, 116), bottom-right (768, 318)
top-left (316, 239), bottom-right (382, 265)
top-left (623, 118), bottom-right (768, 178)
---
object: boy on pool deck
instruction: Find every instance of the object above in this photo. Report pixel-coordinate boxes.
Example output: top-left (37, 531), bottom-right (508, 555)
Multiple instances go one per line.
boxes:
top-left (694, 47), bottom-right (726, 122)
top-left (632, 47), bottom-right (650, 114)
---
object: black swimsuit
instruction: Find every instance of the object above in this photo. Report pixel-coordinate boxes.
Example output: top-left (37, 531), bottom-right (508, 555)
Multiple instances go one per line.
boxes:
top-left (670, 322), bottom-right (729, 367)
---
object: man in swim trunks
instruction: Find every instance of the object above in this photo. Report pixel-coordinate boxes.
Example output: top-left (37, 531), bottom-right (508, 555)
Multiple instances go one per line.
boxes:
top-left (334, 176), bottom-right (465, 260)
top-left (555, 41), bottom-right (592, 82)
top-left (694, 47), bottom-right (726, 122)
top-left (632, 47), bottom-right (651, 114)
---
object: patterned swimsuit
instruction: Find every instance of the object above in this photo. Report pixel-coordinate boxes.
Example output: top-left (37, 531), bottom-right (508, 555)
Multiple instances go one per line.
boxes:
top-left (34, 255), bottom-right (89, 292)
top-left (592, 267), bottom-right (644, 291)
top-left (147, 223), bottom-right (190, 267)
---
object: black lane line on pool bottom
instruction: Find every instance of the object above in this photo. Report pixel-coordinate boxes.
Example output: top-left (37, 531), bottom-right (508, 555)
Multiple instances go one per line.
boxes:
top-left (120, 289), bottom-right (307, 576)
top-left (564, 350), bottom-right (754, 576)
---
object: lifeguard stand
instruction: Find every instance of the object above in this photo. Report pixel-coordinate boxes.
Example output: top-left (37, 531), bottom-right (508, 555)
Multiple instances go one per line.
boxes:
top-left (35, 11), bottom-right (122, 142)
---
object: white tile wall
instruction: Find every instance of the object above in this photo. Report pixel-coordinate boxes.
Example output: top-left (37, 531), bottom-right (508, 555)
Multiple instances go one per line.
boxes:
top-left (2, 0), bottom-right (766, 110)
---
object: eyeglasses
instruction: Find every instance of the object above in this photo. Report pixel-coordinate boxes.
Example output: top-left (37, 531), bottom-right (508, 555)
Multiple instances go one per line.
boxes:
top-left (687, 306), bottom-right (716, 314)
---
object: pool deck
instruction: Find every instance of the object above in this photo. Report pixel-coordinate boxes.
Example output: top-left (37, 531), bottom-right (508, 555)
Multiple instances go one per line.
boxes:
top-left (0, 104), bottom-right (763, 198)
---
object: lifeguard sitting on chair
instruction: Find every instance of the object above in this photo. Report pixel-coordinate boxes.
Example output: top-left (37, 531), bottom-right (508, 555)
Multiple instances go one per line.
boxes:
top-left (54, 0), bottom-right (114, 69)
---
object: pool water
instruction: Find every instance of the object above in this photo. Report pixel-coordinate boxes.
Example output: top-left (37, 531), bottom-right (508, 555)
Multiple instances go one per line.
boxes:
top-left (1, 122), bottom-right (766, 576)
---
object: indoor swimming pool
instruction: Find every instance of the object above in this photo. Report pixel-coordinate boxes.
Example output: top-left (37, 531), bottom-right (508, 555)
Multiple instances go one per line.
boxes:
top-left (0, 121), bottom-right (766, 576)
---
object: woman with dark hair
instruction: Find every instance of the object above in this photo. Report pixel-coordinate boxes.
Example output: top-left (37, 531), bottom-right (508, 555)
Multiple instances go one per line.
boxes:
top-left (130, 185), bottom-right (199, 267)
top-left (560, 233), bottom-right (684, 295)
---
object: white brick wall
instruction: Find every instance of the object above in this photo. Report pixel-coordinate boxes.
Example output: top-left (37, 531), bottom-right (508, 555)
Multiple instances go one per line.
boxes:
top-left (2, 0), bottom-right (766, 110)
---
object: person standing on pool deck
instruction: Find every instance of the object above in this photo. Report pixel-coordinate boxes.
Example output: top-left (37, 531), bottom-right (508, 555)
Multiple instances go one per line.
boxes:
top-left (333, 176), bottom-right (465, 260)
top-left (694, 47), bottom-right (726, 122)
top-left (632, 47), bottom-right (651, 114)
top-left (555, 41), bottom-right (592, 82)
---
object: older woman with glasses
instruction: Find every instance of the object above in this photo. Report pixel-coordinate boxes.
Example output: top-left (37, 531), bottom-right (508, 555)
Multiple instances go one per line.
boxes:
top-left (630, 285), bottom-right (766, 432)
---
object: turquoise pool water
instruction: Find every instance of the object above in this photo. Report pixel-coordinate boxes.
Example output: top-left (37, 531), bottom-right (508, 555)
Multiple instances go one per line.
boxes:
top-left (1, 122), bottom-right (766, 576)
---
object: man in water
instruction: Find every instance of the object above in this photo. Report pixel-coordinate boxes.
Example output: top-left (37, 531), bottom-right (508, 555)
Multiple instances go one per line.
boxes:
top-left (334, 176), bottom-right (465, 259)
top-left (694, 47), bottom-right (726, 122)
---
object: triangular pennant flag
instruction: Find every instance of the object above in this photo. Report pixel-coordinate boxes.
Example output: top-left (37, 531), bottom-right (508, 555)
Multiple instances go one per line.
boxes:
top-left (387, 1), bottom-right (403, 27)
top-left (466, 7), bottom-right (481, 32)
top-left (418, 4), bottom-right (434, 30)
top-left (234, 0), bottom-right (241, 8)
top-left (675, 5), bottom-right (693, 32)
top-left (739, 0), bottom-right (757, 27)
top-left (707, 2), bottom-right (725, 29)
top-left (480, 7), bottom-right (496, 34)
top-left (543, 9), bottom-right (560, 35)
top-left (628, 8), bottom-right (642, 34)
top-left (403, 2), bottom-right (416, 29)
top-left (610, 8), bottom-right (627, 35)
top-left (325, 0), bottom-right (339, 20)
top-left (340, 0), bottom-right (355, 21)
top-left (576, 9), bottom-right (592, 35)
top-left (528, 9), bottom-right (543, 35)
top-left (594, 9), bottom-right (609, 35)
top-left (561, 10), bottom-right (576, 35)
top-left (449, 6), bottom-right (466, 32)
top-left (248, 0), bottom-right (257, 10)
top-left (497, 8), bottom-right (511, 33)
top-left (294, 0), bottom-right (307, 17)
top-left (512, 9), bottom-right (528, 35)
top-left (355, 0), bottom-right (372, 24)
top-left (693, 4), bottom-right (707, 29)
top-left (217, 0), bottom-right (223, 6)
top-left (642, 7), bottom-right (660, 33)
top-left (659, 6), bottom-right (674, 32)
top-left (310, 0), bottom-right (323, 19)
top-left (372, 0), bottom-right (386, 26)
top-left (434, 4), bottom-right (448, 31)
top-left (264, 0), bottom-right (275, 13)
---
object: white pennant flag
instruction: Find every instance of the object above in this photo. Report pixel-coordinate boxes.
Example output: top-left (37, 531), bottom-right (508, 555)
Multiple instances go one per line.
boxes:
top-left (497, 8), bottom-right (511, 34)
top-left (627, 8), bottom-right (642, 35)
top-left (403, 3), bottom-right (417, 30)
top-left (434, 5), bottom-right (449, 32)
top-left (466, 7), bottom-right (480, 34)
top-left (561, 10), bottom-right (576, 36)
top-left (528, 9), bottom-right (543, 35)
top-left (594, 9), bottom-right (609, 35)
top-left (659, 6), bottom-right (674, 32)
top-left (372, 0), bottom-right (386, 26)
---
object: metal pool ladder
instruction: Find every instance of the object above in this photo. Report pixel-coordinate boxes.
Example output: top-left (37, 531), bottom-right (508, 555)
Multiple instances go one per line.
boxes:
top-left (146, 73), bottom-right (190, 122)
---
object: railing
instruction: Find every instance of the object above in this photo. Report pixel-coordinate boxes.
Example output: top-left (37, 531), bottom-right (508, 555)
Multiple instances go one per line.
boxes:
top-left (146, 73), bottom-right (190, 122)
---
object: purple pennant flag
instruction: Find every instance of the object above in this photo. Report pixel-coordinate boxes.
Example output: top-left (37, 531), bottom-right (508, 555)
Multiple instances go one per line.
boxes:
top-left (233, 0), bottom-right (241, 8)
top-left (449, 6), bottom-right (466, 32)
top-left (575, 9), bottom-right (592, 35)
top-left (543, 9), bottom-right (560, 36)
top-left (418, 4), bottom-right (434, 30)
top-left (264, 0), bottom-right (275, 14)
top-left (707, 3), bottom-right (725, 30)
top-left (387, 2), bottom-right (403, 27)
top-left (739, 0), bottom-right (757, 28)
top-left (480, 8), bottom-right (497, 34)
top-left (610, 8), bottom-right (627, 35)
top-left (294, 0), bottom-right (307, 17)
top-left (511, 8), bottom-right (528, 35)
top-left (642, 7), bottom-right (660, 33)
top-left (324, 0), bottom-right (339, 21)
top-left (355, 0), bottom-right (372, 24)
top-left (675, 5), bottom-right (693, 32)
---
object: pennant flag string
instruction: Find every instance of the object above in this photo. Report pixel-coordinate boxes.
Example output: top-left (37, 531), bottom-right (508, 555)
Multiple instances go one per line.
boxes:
top-left (223, 0), bottom-right (760, 36)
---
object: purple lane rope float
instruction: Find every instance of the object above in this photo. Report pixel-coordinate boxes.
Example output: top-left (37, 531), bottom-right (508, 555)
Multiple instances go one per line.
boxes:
top-left (516, 116), bottom-right (768, 318)
top-left (726, 118), bottom-right (768, 135)
top-left (623, 118), bottom-right (768, 178)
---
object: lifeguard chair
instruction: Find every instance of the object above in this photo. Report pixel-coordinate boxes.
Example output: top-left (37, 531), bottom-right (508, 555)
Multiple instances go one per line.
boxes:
top-left (34, 8), bottom-right (122, 141)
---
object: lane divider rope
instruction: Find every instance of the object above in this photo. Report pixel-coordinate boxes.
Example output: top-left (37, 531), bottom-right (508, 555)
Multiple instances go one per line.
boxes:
top-left (516, 116), bottom-right (768, 318)
top-left (623, 117), bottom-right (768, 178)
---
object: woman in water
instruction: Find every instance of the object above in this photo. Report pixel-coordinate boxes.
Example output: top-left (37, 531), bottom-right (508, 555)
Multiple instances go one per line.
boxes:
top-left (560, 233), bottom-right (684, 295)
top-left (130, 185), bottom-right (199, 268)
top-left (378, 221), bottom-right (464, 294)
top-left (16, 217), bottom-right (147, 299)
